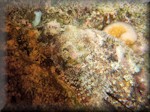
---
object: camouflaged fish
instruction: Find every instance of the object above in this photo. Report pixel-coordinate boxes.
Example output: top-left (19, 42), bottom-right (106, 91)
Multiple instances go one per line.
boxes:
top-left (44, 21), bottom-right (148, 111)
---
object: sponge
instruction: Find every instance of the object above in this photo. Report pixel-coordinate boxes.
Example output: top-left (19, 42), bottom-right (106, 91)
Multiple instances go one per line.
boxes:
top-left (103, 22), bottom-right (137, 45)
top-left (32, 11), bottom-right (42, 27)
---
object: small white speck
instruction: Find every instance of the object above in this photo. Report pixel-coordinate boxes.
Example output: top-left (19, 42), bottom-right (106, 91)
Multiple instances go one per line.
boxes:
top-left (123, 75), bottom-right (132, 81)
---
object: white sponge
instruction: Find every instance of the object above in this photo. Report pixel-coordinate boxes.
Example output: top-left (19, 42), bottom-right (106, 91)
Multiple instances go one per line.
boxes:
top-left (32, 11), bottom-right (42, 27)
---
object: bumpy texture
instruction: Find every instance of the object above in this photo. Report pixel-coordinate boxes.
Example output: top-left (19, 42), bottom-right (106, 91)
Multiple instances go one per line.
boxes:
top-left (3, 1), bottom-right (149, 111)
top-left (44, 23), bottom-right (148, 111)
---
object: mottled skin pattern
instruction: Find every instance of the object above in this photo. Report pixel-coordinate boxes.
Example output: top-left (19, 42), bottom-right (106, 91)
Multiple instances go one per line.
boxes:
top-left (44, 23), bottom-right (148, 111)
top-left (3, 1), bottom-right (149, 111)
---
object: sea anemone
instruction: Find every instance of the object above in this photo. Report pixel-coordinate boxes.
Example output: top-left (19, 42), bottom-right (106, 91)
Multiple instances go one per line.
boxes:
top-left (103, 22), bottom-right (137, 46)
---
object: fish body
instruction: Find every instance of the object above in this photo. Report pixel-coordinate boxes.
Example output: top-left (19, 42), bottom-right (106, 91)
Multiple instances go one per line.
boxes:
top-left (45, 23), bottom-right (147, 111)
